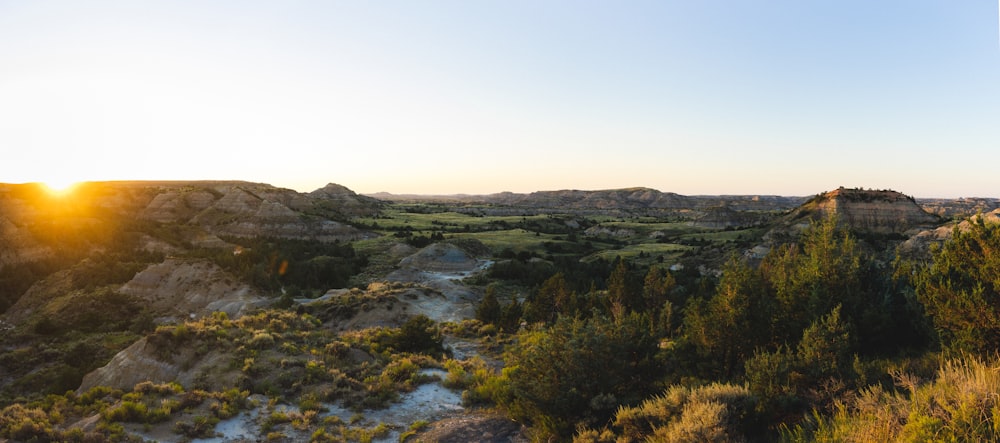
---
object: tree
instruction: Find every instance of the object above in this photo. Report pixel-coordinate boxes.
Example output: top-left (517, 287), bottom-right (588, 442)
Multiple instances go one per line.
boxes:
top-left (500, 298), bottom-right (523, 333)
top-left (607, 258), bottom-right (639, 319)
top-left (476, 286), bottom-right (502, 325)
top-left (683, 256), bottom-right (771, 377)
top-left (796, 305), bottom-right (852, 380)
top-left (914, 218), bottom-right (1000, 354)
top-left (524, 273), bottom-right (571, 324)
top-left (642, 265), bottom-right (676, 312)
top-left (501, 314), bottom-right (662, 439)
top-left (761, 215), bottom-right (865, 345)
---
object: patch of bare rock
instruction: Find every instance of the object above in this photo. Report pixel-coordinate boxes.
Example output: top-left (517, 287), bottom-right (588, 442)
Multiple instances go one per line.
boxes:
top-left (412, 412), bottom-right (528, 443)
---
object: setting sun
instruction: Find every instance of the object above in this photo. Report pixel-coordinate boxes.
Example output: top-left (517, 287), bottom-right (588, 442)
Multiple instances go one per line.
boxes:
top-left (40, 179), bottom-right (81, 196)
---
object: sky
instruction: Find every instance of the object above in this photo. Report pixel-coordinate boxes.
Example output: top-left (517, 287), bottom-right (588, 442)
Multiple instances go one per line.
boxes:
top-left (1, 1), bottom-right (998, 197)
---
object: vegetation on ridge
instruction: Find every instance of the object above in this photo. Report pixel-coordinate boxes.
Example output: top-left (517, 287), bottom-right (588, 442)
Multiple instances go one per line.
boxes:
top-left (2, 183), bottom-right (999, 442)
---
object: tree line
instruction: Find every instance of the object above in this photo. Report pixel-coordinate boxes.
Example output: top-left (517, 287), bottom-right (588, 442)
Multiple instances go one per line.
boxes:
top-left (473, 215), bottom-right (1000, 441)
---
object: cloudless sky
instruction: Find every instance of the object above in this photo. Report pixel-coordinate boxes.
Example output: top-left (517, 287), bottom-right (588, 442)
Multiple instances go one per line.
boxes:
top-left (1, 1), bottom-right (998, 197)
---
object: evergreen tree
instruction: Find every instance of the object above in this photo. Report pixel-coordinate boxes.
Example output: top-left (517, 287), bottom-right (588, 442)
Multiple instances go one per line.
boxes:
top-left (683, 256), bottom-right (771, 377)
top-left (501, 313), bottom-right (662, 439)
top-left (476, 285), bottom-right (502, 325)
top-left (761, 215), bottom-right (865, 345)
top-left (500, 298), bottom-right (524, 332)
top-left (642, 265), bottom-right (676, 312)
top-left (796, 305), bottom-right (852, 380)
top-left (524, 272), bottom-right (572, 324)
top-left (607, 258), bottom-right (632, 319)
top-left (914, 218), bottom-right (1000, 354)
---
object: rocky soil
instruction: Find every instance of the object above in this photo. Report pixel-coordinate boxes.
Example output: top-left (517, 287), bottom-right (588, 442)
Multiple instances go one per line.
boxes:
top-left (412, 413), bottom-right (528, 443)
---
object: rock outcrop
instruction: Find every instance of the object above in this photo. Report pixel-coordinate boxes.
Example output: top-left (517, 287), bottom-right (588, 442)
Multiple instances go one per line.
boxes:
top-left (779, 188), bottom-right (940, 235)
top-left (900, 208), bottom-right (1000, 258)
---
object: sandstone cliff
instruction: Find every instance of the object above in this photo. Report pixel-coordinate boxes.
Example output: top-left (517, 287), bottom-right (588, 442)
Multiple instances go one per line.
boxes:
top-left (780, 188), bottom-right (940, 235)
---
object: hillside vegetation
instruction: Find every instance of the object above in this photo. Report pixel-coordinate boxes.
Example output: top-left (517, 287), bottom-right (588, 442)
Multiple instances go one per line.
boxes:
top-left (0, 183), bottom-right (998, 442)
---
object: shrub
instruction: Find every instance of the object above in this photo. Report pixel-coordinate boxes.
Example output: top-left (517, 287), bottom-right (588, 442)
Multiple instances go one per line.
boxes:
top-left (249, 331), bottom-right (276, 349)
top-left (783, 355), bottom-right (1000, 442)
top-left (174, 415), bottom-right (220, 439)
top-left (103, 400), bottom-right (148, 423)
top-left (577, 383), bottom-right (760, 442)
top-left (387, 315), bottom-right (444, 356)
top-left (502, 314), bottom-right (662, 439)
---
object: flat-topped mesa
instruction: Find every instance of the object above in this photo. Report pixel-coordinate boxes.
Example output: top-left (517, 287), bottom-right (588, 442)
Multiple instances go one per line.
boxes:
top-left (788, 187), bottom-right (941, 235)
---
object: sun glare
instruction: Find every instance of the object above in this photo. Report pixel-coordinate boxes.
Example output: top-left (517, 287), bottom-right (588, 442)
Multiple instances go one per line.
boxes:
top-left (41, 179), bottom-right (81, 196)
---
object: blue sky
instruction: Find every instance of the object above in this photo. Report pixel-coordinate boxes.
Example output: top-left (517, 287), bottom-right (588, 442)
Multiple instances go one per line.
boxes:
top-left (1, 1), bottom-right (997, 197)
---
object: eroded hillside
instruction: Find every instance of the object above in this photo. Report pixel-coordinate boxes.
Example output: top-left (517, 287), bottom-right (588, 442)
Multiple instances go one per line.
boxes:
top-left (4, 182), bottom-right (997, 443)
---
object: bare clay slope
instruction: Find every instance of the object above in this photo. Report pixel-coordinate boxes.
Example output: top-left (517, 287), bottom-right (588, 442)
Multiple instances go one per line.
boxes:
top-left (118, 257), bottom-right (268, 322)
top-left (140, 181), bottom-right (378, 242)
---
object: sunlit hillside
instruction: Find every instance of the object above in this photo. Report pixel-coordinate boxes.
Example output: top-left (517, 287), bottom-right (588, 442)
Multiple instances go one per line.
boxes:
top-left (0, 182), bottom-right (999, 442)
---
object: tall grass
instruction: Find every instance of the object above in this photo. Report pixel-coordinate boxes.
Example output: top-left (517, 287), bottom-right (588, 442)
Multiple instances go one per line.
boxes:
top-left (575, 382), bottom-right (760, 442)
top-left (783, 355), bottom-right (1000, 442)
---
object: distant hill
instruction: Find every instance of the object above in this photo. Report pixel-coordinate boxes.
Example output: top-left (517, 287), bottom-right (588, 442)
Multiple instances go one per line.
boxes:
top-left (367, 187), bottom-right (808, 214)
top-left (0, 181), bottom-right (379, 268)
top-left (916, 197), bottom-right (1000, 218)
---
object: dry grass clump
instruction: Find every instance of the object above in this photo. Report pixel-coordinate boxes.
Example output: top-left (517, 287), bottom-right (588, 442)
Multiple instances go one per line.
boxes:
top-left (575, 382), bottom-right (760, 443)
top-left (783, 355), bottom-right (1000, 442)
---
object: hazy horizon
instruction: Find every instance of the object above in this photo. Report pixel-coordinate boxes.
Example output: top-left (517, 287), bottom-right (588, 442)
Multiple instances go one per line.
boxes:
top-left (8, 178), bottom-right (1000, 200)
top-left (2, 1), bottom-right (998, 198)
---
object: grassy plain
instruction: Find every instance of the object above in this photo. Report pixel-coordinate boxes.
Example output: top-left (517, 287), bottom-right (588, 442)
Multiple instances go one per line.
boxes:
top-left (353, 208), bottom-right (551, 233)
top-left (351, 203), bottom-right (767, 272)
top-left (584, 242), bottom-right (692, 263)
